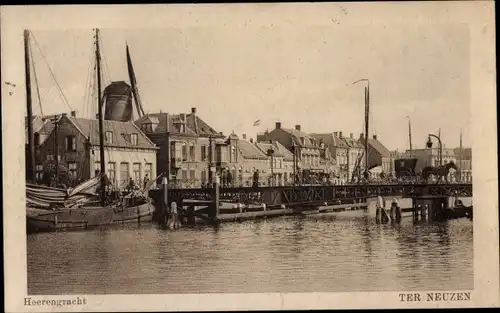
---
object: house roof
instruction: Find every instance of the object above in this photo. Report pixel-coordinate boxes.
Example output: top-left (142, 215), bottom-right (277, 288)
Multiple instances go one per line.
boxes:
top-left (134, 112), bottom-right (224, 138)
top-left (255, 141), bottom-right (295, 161)
top-left (68, 116), bottom-right (157, 149)
top-left (342, 136), bottom-right (363, 149)
top-left (280, 128), bottom-right (318, 148)
top-left (25, 115), bottom-right (59, 144)
top-left (367, 137), bottom-right (390, 157)
top-left (256, 142), bottom-right (284, 157)
top-left (237, 140), bottom-right (268, 160)
top-left (310, 133), bottom-right (350, 149)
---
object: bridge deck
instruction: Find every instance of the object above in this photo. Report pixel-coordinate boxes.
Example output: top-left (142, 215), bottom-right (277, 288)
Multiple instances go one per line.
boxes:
top-left (150, 183), bottom-right (472, 207)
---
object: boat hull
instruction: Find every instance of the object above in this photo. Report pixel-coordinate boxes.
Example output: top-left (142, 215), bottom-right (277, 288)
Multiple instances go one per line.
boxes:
top-left (27, 202), bottom-right (154, 233)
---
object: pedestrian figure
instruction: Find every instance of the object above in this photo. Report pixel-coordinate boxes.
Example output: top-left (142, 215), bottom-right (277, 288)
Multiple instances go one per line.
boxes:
top-left (126, 177), bottom-right (136, 193)
top-left (143, 174), bottom-right (149, 189)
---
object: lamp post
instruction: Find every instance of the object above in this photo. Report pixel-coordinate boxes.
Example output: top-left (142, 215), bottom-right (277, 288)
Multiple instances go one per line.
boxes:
top-left (426, 133), bottom-right (442, 166)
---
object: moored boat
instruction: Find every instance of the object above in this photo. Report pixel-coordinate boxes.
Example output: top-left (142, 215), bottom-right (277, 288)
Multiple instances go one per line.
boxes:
top-left (24, 28), bottom-right (156, 233)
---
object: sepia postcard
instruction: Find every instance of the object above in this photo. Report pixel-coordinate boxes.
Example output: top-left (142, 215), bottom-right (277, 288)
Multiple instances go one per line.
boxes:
top-left (2, 2), bottom-right (499, 311)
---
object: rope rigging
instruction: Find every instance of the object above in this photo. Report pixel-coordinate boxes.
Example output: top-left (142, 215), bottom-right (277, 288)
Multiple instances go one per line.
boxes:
top-left (29, 31), bottom-right (74, 113)
top-left (28, 42), bottom-right (44, 116)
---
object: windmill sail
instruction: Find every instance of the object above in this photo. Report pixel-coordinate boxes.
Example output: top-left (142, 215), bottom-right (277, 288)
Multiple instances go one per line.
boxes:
top-left (126, 44), bottom-right (145, 118)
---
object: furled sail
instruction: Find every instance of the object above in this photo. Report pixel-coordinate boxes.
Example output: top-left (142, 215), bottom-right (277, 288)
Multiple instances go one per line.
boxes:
top-left (26, 176), bottom-right (102, 209)
top-left (103, 81), bottom-right (133, 122)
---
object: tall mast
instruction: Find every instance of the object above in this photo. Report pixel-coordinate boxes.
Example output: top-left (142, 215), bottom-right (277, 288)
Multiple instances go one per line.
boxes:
top-left (459, 128), bottom-right (463, 181)
top-left (363, 84), bottom-right (369, 175)
top-left (408, 116), bottom-right (412, 157)
top-left (96, 28), bottom-right (106, 202)
top-left (25, 30), bottom-right (36, 183)
top-left (126, 44), bottom-right (145, 118)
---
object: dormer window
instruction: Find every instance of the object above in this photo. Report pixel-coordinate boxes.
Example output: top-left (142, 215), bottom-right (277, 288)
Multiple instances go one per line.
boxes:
top-left (105, 131), bottom-right (113, 144)
top-left (131, 133), bottom-right (138, 146)
top-left (141, 121), bottom-right (159, 133)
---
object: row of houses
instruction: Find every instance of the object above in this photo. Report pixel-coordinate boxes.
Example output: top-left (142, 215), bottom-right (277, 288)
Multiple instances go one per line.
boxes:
top-left (26, 107), bottom-right (472, 188)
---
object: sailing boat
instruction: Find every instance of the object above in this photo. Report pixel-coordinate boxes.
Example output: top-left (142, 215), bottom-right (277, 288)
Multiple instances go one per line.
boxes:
top-left (26, 29), bottom-right (155, 233)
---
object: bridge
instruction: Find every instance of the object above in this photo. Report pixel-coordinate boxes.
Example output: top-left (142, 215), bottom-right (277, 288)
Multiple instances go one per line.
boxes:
top-left (152, 183), bottom-right (473, 208)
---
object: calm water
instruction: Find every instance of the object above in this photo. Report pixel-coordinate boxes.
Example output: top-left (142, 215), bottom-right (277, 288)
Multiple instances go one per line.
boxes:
top-left (27, 210), bottom-right (473, 295)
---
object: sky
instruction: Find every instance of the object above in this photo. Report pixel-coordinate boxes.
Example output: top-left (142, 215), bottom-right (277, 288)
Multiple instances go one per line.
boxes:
top-left (14, 5), bottom-right (471, 152)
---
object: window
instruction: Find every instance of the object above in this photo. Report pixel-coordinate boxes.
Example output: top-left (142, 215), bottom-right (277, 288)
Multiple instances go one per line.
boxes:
top-left (34, 133), bottom-right (40, 146)
top-left (130, 133), bottom-right (138, 146)
top-left (201, 145), bottom-right (207, 161)
top-left (105, 131), bottom-right (113, 144)
top-left (231, 146), bottom-right (237, 162)
top-left (35, 164), bottom-right (44, 181)
top-left (68, 162), bottom-right (77, 179)
top-left (65, 135), bottom-right (76, 151)
top-left (189, 170), bottom-right (195, 180)
top-left (145, 163), bottom-right (152, 180)
top-left (279, 159), bottom-right (282, 168)
top-left (201, 170), bottom-right (207, 183)
top-left (182, 145), bottom-right (188, 161)
top-left (107, 162), bottom-right (116, 183)
top-left (120, 162), bottom-right (129, 186)
top-left (189, 146), bottom-right (195, 161)
top-left (141, 123), bottom-right (152, 133)
top-left (133, 163), bottom-right (141, 183)
top-left (181, 170), bottom-right (187, 179)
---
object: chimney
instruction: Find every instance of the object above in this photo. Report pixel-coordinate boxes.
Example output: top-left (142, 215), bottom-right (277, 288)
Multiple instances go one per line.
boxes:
top-left (191, 107), bottom-right (197, 114)
top-left (339, 131), bottom-right (343, 138)
top-left (242, 134), bottom-right (247, 140)
top-left (350, 133), bottom-right (353, 139)
top-left (219, 132), bottom-right (223, 135)
top-left (276, 122), bottom-right (281, 129)
top-left (333, 132), bottom-right (338, 137)
top-left (70, 111), bottom-right (76, 117)
top-left (295, 125), bottom-right (301, 131)
top-left (250, 138), bottom-right (254, 143)
top-left (373, 134), bottom-right (378, 140)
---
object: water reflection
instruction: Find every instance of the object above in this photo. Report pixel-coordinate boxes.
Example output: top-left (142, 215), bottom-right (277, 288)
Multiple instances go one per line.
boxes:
top-left (27, 214), bottom-right (473, 295)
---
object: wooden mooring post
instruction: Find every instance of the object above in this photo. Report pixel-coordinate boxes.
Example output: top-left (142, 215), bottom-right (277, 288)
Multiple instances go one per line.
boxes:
top-left (413, 196), bottom-right (448, 222)
top-left (208, 174), bottom-right (220, 223)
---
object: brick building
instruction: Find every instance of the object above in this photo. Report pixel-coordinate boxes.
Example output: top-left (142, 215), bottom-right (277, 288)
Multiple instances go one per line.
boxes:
top-left (33, 112), bottom-right (157, 188)
top-left (134, 107), bottom-right (225, 187)
top-left (257, 122), bottom-right (334, 181)
top-left (359, 134), bottom-right (391, 175)
top-left (255, 139), bottom-right (295, 186)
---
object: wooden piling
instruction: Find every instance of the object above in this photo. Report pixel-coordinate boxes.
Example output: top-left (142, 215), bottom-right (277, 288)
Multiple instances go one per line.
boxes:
top-left (162, 177), bottom-right (168, 225)
top-left (420, 204), bottom-right (427, 220)
top-left (209, 175), bottom-right (220, 222)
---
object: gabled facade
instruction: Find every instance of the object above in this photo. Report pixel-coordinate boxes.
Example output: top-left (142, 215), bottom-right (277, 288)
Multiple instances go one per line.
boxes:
top-left (342, 132), bottom-right (365, 178)
top-left (310, 132), bottom-right (348, 181)
top-left (360, 134), bottom-right (391, 174)
top-left (255, 140), bottom-right (295, 186)
top-left (35, 113), bottom-right (157, 188)
top-left (258, 122), bottom-right (333, 175)
top-left (134, 107), bottom-right (225, 187)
